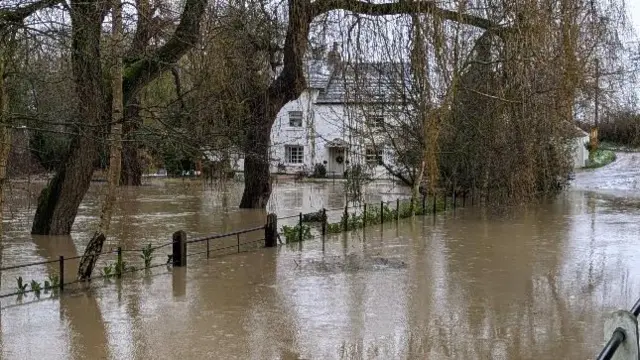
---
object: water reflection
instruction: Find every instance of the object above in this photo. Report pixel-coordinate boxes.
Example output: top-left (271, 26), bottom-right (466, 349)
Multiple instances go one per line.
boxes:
top-left (1, 181), bottom-right (640, 358)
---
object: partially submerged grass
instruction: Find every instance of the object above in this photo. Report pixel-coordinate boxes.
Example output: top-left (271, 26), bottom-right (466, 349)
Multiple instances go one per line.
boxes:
top-left (586, 149), bottom-right (617, 169)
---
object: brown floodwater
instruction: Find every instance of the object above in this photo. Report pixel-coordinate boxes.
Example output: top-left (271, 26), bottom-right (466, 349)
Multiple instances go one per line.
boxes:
top-left (0, 174), bottom-right (639, 359)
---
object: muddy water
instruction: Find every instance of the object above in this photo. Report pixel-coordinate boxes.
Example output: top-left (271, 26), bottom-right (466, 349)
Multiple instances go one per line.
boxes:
top-left (1, 176), bottom-right (639, 359)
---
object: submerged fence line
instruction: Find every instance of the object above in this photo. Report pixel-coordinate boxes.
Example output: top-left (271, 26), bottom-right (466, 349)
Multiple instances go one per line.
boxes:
top-left (0, 189), bottom-right (472, 301)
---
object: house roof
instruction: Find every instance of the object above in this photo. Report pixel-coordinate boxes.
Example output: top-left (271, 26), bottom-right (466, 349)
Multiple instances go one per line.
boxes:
top-left (306, 61), bottom-right (411, 104)
top-left (559, 121), bottom-right (589, 138)
top-left (305, 59), bottom-right (332, 89)
top-left (325, 138), bottom-right (349, 148)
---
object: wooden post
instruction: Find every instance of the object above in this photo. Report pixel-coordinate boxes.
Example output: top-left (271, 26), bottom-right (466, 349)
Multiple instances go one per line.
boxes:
top-left (443, 192), bottom-right (447, 211)
top-left (380, 201), bottom-right (384, 225)
top-left (396, 198), bottom-right (399, 221)
top-left (343, 204), bottom-right (349, 231)
top-left (422, 194), bottom-right (426, 214)
top-left (117, 247), bottom-right (123, 278)
top-left (432, 193), bottom-right (436, 215)
top-left (299, 212), bottom-right (303, 242)
top-left (363, 203), bottom-right (367, 227)
top-left (463, 191), bottom-right (466, 207)
top-left (59, 256), bottom-right (64, 291)
top-left (452, 189), bottom-right (456, 210)
top-left (265, 213), bottom-right (277, 247)
top-left (603, 310), bottom-right (639, 360)
top-left (206, 239), bottom-right (210, 258)
top-left (172, 230), bottom-right (187, 267)
top-left (237, 233), bottom-right (240, 253)
top-left (321, 208), bottom-right (327, 237)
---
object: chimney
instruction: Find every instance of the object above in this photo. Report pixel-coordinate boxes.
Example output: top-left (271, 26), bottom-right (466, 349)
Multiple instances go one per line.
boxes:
top-left (312, 44), bottom-right (326, 60)
top-left (327, 42), bottom-right (341, 69)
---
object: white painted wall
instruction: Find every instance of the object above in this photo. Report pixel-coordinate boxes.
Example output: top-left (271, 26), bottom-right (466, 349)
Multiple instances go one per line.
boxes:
top-left (572, 134), bottom-right (590, 168)
top-left (232, 89), bottom-right (404, 179)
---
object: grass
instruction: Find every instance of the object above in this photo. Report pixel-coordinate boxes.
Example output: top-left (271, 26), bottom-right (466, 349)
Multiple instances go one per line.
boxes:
top-left (599, 141), bottom-right (640, 152)
top-left (585, 149), bottom-right (617, 169)
top-left (302, 197), bottom-right (449, 236)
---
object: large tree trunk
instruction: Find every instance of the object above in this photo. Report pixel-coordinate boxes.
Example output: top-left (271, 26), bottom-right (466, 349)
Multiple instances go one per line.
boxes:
top-left (31, 0), bottom-right (207, 234)
top-left (240, 106), bottom-right (273, 208)
top-left (31, 0), bottom-right (106, 235)
top-left (79, 0), bottom-right (124, 280)
top-left (120, 98), bottom-right (142, 186)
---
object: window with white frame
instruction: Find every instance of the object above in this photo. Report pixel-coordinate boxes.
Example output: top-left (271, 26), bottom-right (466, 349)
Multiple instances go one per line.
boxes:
top-left (366, 146), bottom-right (383, 165)
top-left (365, 112), bottom-right (385, 132)
top-left (288, 111), bottom-right (303, 127)
top-left (285, 145), bottom-right (304, 164)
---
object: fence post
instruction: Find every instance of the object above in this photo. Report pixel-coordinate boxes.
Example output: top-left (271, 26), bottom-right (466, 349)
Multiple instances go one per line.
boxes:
top-left (363, 203), bottom-right (367, 227)
top-left (343, 204), bottom-right (349, 231)
top-left (117, 247), bottom-right (123, 278)
top-left (432, 193), bottom-right (436, 215)
top-left (172, 230), bottom-right (187, 267)
top-left (380, 201), bottom-right (384, 225)
top-left (471, 188), bottom-right (475, 206)
top-left (59, 256), bottom-right (64, 292)
top-left (603, 310), bottom-right (639, 360)
top-left (265, 213), bottom-right (277, 247)
top-left (422, 194), bottom-right (426, 214)
top-left (463, 191), bottom-right (466, 207)
top-left (299, 212), bottom-right (303, 242)
top-left (396, 198), bottom-right (400, 221)
top-left (321, 208), bottom-right (327, 237)
top-left (443, 192), bottom-right (447, 211)
top-left (206, 239), bottom-right (210, 259)
top-left (452, 189), bottom-right (456, 210)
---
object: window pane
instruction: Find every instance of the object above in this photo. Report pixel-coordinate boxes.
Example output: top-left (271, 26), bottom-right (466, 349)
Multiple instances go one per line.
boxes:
top-left (289, 111), bottom-right (303, 127)
top-left (286, 145), bottom-right (304, 164)
top-left (366, 147), bottom-right (383, 165)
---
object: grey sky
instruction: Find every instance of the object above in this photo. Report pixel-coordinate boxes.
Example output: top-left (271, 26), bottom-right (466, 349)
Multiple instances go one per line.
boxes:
top-left (630, 2), bottom-right (640, 36)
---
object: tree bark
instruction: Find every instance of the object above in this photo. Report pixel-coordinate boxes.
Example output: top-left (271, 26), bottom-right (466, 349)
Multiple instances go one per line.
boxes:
top-left (0, 49), bottom-right (11, 238)
top-left (78, 0), bottom-right (124, 280)
top-left (32, 0), bottom-right (106, 235)
top-left (240, 102), bottom-right (273, 208)
top-left (120, 99), bottom-right (142, 186)
top-left (239, 0), bottom-right (310, 208)
top-left (31, 0), bottom-right (207, 235)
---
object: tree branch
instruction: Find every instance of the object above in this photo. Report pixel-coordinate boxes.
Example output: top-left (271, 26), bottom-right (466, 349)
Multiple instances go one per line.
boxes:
top-left (310, 0), bottom-right (500, 32)
top-left (122, 0), bottom-right (207, 104)
top-left (0, 0), bottom-right (62, 29)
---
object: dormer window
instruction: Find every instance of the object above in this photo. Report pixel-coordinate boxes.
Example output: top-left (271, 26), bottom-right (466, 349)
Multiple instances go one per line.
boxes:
top-left (288, 111), bottom-right (303, 127)
top-left (366, 114), bottom-right (384, 131)
top-left (366, 146), bottom-right (384, 165)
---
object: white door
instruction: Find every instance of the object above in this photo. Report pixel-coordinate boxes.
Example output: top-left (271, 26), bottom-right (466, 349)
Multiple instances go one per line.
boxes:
top-left (327, 148), bottom-right (345, 177)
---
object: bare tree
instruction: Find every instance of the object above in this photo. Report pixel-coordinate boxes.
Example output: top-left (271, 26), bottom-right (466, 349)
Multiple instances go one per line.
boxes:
top-left (77, 0), bottom-right (124, 280)
top-left (30, 0), bottom-right (207, 235)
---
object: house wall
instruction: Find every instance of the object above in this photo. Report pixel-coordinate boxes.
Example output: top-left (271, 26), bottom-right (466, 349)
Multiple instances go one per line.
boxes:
top-left (268, 90), bottom-right (318, 173)
top-left (572, 135), bottom-right (589, 168)
top-left (233, 90), bottom-right (402, 180)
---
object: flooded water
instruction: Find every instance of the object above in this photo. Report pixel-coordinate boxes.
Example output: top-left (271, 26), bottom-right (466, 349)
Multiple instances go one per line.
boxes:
top-left (1, 168), bottom-right (639, 359)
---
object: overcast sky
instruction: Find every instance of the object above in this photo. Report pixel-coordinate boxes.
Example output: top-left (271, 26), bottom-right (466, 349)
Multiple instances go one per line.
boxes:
top-left (630, 2), bottom-right (640, 38)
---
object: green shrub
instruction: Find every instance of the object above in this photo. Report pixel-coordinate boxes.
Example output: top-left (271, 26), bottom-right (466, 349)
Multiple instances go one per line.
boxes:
top-left (282, 224), bottom-right (312, 243)
top-left (312, 163), bottom-right (327, 178)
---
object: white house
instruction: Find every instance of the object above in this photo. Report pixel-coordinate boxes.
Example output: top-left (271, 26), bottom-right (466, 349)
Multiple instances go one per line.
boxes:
top-left (229, 44), bottom-right (590, 178)
top-left (239, 44), bottom-right (410, 179)
top-left (570, 127), bottom-right (590, 168)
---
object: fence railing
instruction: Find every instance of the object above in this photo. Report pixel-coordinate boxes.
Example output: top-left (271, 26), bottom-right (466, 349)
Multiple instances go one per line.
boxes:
top-left (596, 298), bottom-right (640, 360)
top-left (0, 189), bottom-right (473, 302)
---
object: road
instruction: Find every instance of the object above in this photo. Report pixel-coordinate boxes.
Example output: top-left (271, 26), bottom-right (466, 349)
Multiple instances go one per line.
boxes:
top-left (572, 151), bottom-right (640, 197)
